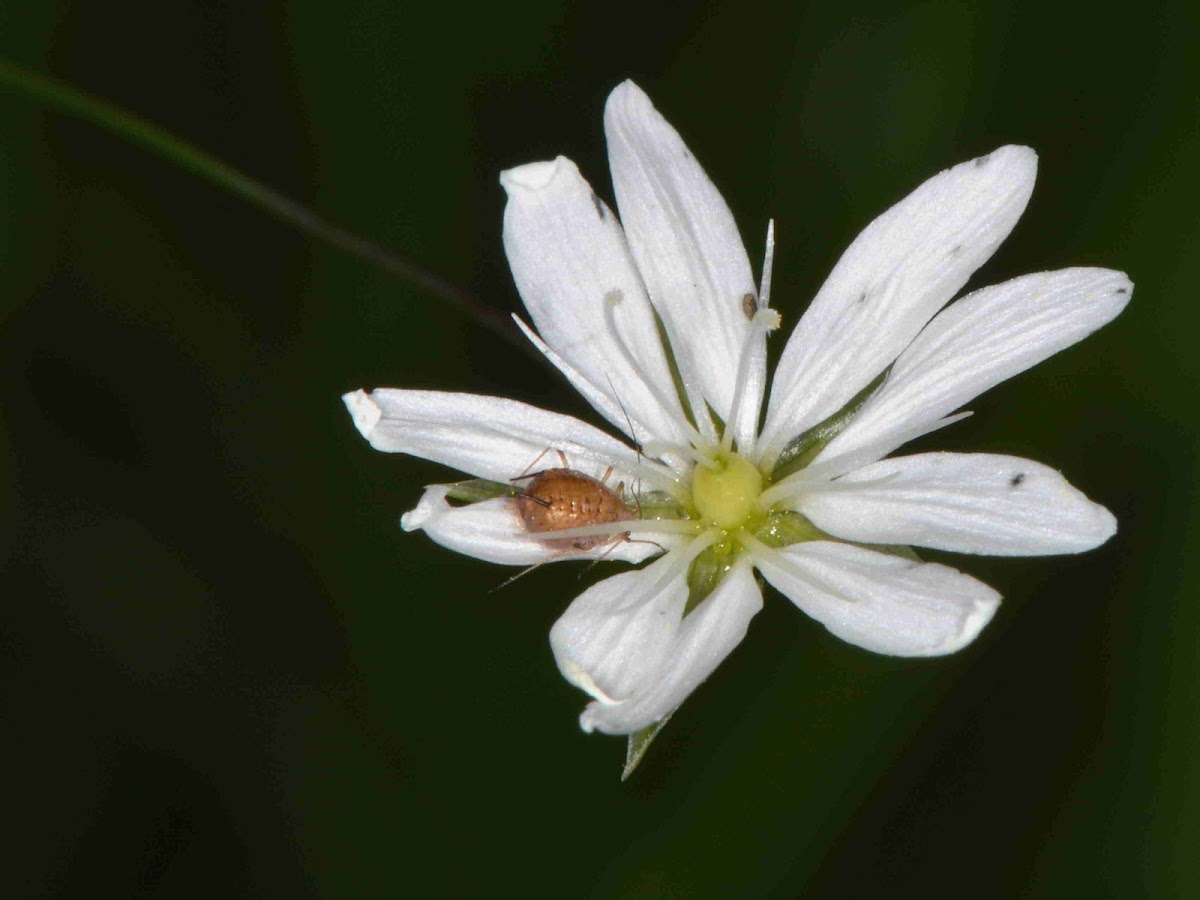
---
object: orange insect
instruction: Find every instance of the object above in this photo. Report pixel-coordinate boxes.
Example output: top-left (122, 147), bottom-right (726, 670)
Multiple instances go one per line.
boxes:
top-left (515, 466), bottom-right (635, 550)
top-left (493, 450), bottom-right (661, 591)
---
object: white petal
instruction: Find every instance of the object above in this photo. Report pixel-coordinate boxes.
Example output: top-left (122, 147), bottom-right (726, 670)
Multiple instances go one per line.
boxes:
top-left (400, 485), bottom-right (669, 565)
top-left (569, 560), bottom-right (763, 735)
top-left (761, 146), bottom-right (1038, 462)
top-left (604, 80), bottom-right (762, 440)
top-left (756, 543), bottom-right (1000, 656)
top-left (821, 268), bottom-right (1132, 462)
top-left (798, 453), bottom-right (1117, 556)
top-left (501, 156), bottom-right (691, 447)
top-left (550, 553), bottom-right (690, 705)
top-left (342, 388), bottom-right (641, 484)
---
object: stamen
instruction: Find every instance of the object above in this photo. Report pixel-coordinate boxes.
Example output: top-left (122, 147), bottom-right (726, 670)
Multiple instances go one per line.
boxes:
top-left (718, 221), bottom-right (781, 457)
top-left (762, 410), bottom-right (974, 503)
top-left (758, 470), bottom-right (902, 509)
top-left (621, 528), bottom-right (721, 613)
top-left (806, 411), bottom-right (973, 483)
top-left (637, 440), bottom-right (701, 478)
top-left (641, 439), bottom-right (695, 460)
top-left (641, 438), bottom-right (719, 476)
top-left (602, 291), bottom-right (709, 450)
top-left (721, 307), bottom-right (781, 456)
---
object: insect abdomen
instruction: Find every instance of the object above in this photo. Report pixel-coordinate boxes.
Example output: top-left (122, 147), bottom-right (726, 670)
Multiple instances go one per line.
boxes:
top-left (516, 468), bottom-right (632, 550)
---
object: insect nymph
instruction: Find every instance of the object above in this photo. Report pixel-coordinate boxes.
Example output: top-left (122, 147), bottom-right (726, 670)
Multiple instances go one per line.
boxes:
top-left (512, 450), bottom-right (635, 551)
top-left (515, 466), bottom-right (635, 550)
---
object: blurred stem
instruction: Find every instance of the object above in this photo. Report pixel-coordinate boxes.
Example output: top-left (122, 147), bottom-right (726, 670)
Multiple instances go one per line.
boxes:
top-left (0, 57), bottom-right (532, 356)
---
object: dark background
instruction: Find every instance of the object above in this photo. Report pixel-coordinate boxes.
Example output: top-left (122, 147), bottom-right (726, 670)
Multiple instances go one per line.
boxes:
top-left (1, 1), bottom-right (1195, 897)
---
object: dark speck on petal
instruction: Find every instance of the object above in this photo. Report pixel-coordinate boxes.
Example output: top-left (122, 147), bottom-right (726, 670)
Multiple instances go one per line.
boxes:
top-left (1009, 473), bottom-right (1026, 487)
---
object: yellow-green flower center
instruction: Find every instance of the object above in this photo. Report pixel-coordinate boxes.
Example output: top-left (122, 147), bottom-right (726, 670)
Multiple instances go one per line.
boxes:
top-left (691, 452), bottom-right (764, 530)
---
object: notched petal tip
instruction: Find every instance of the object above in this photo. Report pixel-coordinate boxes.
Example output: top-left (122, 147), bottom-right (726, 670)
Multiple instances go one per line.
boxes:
top-left (343, 389), bottom-right (382, 439)
top-left (561, 659), bottom-right (623, 706)
top-left (399, 484), bottom-right (448, 533)
top-left (499, 156), bottom-right (574, 194)
top-left (579, 704), bottom-right (609, 734)
top-left (942, 590), bottom-right (1002, 656)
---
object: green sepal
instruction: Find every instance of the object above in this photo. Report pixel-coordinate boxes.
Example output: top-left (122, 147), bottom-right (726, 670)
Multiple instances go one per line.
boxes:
top-left (769, 368), bottom-right (889, 483)
top-left (622, 712), bottom-right (674, 781)
top-left (861, 542), bottom-right (922, 562)
top-left (754, 510), bottom-right (829, 548)
top-left (754, 509), bottom-right (921, 562)
top-left (706, 403), bottom-right (727, 448)
top-left (634, 491), bottom-right (688, 521)
top-left (620, 532), bottom-right (728, 779)
top-left (443, 478), bottom-right (522, 506)
top-left (684, 538), bottom-right (737, 616)
top-left (623, 537), bottom-right (735, 778)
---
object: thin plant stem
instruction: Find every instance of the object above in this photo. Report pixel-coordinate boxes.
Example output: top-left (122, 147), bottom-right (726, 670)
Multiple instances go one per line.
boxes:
top-left (0, 57), bottom-right (535, 357)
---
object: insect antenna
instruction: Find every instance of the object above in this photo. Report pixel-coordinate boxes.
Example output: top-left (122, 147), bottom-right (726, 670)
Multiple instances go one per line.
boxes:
top-left (606, 373), bottom-right (643, 457)
top-left (604, 373), bottom-right (650, 519)
top-left (489, 546), bottom-right (576, 593)
top-left (575, 534), bottom-right (667, 581)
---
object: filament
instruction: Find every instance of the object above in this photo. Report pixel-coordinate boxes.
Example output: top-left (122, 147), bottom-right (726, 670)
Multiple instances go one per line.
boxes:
top-left (619, 528), bottom-right (721, 613)
top-left (761, 410), bottom-right (973, 504)
top-left (758, 470), bottom-right (901, 509)
top-left (721, 307), bottom-right (779, 456)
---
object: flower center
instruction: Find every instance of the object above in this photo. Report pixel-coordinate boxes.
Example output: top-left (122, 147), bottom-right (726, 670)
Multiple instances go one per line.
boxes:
top-left (691, 452), bottom-right (764, 530)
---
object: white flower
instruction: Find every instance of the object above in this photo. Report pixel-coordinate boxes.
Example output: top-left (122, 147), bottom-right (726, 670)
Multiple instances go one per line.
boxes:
top-left (343, 80), bottom-right (1130, 738)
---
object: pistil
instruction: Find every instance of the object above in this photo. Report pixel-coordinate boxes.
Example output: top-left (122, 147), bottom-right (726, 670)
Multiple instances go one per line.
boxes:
top-left (692, 452), bottom-right (765, 531)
